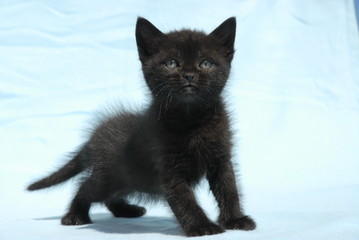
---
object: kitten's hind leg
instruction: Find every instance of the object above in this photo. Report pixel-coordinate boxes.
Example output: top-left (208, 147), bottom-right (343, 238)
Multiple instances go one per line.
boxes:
top-left (61, 193), bottom-right (92, 225)
top-left (105, 199), bottom-right (146, 218)
top-left (61, 176), bottom-right (111, 225)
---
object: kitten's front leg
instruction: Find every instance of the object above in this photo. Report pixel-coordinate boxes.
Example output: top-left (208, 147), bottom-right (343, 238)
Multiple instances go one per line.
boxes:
top-left (207, 161), bottom-right (256, 231)
top-left (163, 176), bottom-right (224, 237)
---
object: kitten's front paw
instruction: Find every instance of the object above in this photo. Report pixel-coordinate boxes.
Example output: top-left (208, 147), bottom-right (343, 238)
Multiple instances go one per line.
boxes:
top-left (61, 213), bottom-right (92, 225)
top-left (220, 216), bottom-right (256, 230)
top-left (185, 222), bottom-right (224, 237)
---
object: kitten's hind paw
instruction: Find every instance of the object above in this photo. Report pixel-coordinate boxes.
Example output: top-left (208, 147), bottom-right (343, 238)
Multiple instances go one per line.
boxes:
top-left (185, 222), bottom-right (224, 237)
top-left (106, 201), bottom-right (146, 218)
top-left (220, 215), bottom-right (256, 230)
top-left (61, 213), bottom-right (92, 225)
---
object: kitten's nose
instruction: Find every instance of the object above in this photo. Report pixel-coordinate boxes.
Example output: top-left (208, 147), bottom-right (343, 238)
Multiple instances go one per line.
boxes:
top-left (183, 73), bottom-right (195, 83)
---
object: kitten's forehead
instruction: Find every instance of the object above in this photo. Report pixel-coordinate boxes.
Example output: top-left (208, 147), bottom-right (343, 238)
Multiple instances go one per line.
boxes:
top-left (163, 30), bottom-right (214, 59)
top-left (167, 30), bottom-right (207, 42)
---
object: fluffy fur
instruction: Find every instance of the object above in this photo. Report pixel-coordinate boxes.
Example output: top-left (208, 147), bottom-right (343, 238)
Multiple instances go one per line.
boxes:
top-left (27, 17), bottom-right (256, 237)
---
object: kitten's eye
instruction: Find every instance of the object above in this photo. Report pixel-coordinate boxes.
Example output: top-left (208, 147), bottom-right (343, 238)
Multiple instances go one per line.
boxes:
top-left (164, 59), bottom-right (179, 69)
top-left (199, 60), bottom-right (213, 69)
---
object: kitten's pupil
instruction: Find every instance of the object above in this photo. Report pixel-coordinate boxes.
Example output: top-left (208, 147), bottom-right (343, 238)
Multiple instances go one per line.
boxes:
top-left (164, 59), bottom-right (179, 69)
top-left (199, 60), bottom-right (213, 69)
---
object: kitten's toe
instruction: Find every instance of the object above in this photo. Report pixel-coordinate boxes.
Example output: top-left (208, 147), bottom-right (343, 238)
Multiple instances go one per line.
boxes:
top-left (186, 222), bottom-right (224, 237)
top-left (61, 213), bottom-right (92, 225)
top-left (220, 215), bottom-right (256, 230)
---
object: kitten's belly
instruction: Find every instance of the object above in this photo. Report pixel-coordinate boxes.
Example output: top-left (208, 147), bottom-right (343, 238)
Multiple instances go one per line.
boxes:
top-left (122, 152), bottom-right (163, 195)
top-left (133, 165), bottom-right (163, 194)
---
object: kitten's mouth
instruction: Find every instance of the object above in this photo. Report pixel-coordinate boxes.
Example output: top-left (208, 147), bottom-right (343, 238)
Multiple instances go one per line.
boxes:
top-left (181, 84), bottom-right (198, 94)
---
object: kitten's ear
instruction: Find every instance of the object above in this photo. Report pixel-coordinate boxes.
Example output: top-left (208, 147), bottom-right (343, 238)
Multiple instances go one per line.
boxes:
top-left (210, 17), bottom-right (236, 60)
top-left (136, 17), bottom-right (164, 62)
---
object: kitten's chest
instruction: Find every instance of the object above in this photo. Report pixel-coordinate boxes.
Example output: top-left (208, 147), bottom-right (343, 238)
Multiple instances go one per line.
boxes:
top-left (156, 103), bottom-right (231, 184)
top-left (162, 128), bottom-right (223, 184)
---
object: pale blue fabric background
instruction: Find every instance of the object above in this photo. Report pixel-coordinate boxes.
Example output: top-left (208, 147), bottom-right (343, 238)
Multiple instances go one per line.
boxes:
top-left (0, 1), bottom-right (358, 239)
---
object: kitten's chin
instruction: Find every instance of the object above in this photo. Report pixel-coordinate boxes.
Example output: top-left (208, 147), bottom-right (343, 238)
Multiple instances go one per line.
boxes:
top-left (178, 87), bottom-right (200, 102)
top-left (181, 86), bottom-right (198, 94)
top-left (176, 87), bottom-right (205, 105)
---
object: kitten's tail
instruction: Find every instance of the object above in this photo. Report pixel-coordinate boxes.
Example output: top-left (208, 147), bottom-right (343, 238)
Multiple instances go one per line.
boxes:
top-left (27, 151), bottom-right (87, 191)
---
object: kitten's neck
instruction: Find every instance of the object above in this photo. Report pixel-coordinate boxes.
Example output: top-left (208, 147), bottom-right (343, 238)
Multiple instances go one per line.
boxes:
top-left (151, 97), bottom-right (225, 133)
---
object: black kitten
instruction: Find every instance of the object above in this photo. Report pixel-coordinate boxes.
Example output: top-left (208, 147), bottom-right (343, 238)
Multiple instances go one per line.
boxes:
top-left (27, 17), bottom-right (256, 237)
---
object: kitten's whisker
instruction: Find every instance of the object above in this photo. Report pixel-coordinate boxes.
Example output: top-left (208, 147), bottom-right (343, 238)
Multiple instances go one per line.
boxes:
top-left (205, 87), bottom-right (215, 97)
top-left (165, 89), bottom-right (173, 111)
top-left (155, 84), bottom-right (169, 97)
top-left (152, 81), bottom-right (167, 92)
top-left (168, 91), bottom-right (173, 108)
top-left (158, 103), bottom-right (162, 120)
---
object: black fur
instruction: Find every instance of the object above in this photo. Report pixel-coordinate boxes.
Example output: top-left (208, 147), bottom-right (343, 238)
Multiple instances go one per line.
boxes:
top-left (27, 17), bottom-right (256, 237)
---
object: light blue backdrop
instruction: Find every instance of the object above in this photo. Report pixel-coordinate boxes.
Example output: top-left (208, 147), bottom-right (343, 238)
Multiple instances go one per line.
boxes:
top-left (0, 1), bottom-right (358, 239)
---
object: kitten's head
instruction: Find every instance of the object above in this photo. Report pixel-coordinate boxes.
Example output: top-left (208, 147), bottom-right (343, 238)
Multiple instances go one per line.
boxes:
top-left (135, 17), bottom-right (236, 107)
